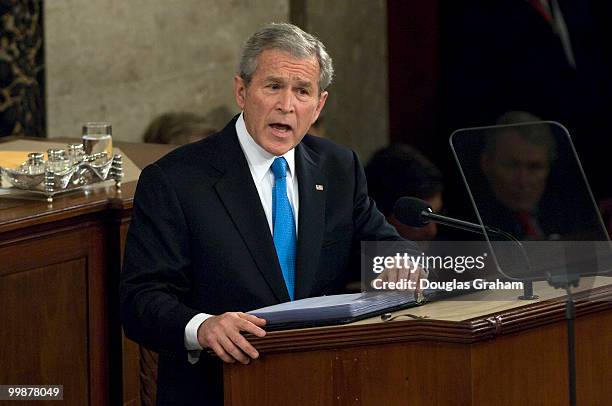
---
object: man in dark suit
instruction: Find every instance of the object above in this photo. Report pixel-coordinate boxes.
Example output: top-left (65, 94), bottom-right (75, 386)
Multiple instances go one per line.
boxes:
top-left (120, 23), bottom-right (412, 405)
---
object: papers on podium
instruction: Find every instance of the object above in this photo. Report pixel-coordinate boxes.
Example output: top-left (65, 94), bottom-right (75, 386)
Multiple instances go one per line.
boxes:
top-left (248, 291), bottom-right (418, 330)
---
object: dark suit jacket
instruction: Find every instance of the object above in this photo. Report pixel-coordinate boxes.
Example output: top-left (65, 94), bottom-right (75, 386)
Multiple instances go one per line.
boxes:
top-left (120, 117), bottom-right (404, 405)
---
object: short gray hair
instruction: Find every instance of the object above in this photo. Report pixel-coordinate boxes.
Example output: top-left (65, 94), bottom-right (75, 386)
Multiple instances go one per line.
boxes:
top-left (239, 22), bottom-right (334, 92)
top-left (485, 111), bottom-right (557, 161)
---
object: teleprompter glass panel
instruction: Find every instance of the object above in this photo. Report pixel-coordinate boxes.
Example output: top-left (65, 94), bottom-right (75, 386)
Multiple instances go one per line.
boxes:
top-left (450, 121), bottom-right (612, 282)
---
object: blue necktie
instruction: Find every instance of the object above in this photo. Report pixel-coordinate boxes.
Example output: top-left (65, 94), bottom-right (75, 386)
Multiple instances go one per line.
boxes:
top-left (271, 157), bottom-right (296, 301)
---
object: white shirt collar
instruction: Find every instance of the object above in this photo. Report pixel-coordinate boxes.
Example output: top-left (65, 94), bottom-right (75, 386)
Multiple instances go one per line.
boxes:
top-left (235, 112), bottom-right (296, 182)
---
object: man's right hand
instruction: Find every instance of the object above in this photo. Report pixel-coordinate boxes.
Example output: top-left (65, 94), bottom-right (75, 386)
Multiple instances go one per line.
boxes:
top-left (197, 312), bottom-right (267, 364)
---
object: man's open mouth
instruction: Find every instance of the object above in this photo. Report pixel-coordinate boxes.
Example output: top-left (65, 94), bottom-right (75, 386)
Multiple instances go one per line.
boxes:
top-left (269, 123), bottom-right (292, 132)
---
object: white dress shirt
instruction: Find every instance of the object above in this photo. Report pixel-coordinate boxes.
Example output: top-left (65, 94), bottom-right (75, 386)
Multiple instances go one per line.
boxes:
top-left (184, 112), bottom-right (299, 363)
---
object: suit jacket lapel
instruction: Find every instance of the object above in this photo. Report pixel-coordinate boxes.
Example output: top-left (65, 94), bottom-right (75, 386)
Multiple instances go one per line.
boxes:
top-left (295, 141), bottom-right (326, 299)
top-left (211, 125), bottom-right (290, 303)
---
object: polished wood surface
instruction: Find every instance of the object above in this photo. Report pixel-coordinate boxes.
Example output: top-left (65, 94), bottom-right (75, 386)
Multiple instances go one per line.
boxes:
top-left (242, 279), bottom-right (612, 353)
top-left (0, 137), bottom-right (173, 405)
top-left (224, 282), bottom-right (612, 405)
top-left (0, 212), bottom-right (111, 405)
top-left (1, 259), bottom-right (89, 405)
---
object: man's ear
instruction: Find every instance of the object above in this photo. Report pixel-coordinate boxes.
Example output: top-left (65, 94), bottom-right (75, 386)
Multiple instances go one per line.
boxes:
top-left (234, 75), bottom-right (247, 110)
top-left (312, 91), bottom-right (328, 124)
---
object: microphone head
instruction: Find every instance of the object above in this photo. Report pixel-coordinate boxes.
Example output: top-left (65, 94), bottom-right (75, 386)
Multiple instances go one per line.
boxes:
top-left (393, 197), bottom-right (432, 227)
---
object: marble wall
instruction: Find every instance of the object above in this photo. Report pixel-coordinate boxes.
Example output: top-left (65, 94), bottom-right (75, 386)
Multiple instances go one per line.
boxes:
top-left (44, 0), bottom-right (289, 143)
top-left (43, 0), bottom-right (388, 160)
top-left (303, 0), bottom-right (389, 161)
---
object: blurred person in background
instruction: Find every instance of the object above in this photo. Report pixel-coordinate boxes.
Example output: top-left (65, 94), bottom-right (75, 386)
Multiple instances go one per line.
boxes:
top-left (143, 111), bottom-right (215, 145)
top-left (438, 0), bottom-right (612, 205)
top-left (143, 106), bottom-right (233, 145)
top-left (478, 111), bottom-right (563, 240)
top-left (366, 143), bottom-right (443, 249)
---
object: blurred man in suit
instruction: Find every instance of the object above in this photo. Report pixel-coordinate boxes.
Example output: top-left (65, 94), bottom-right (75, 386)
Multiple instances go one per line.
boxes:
top-left (478, 111), bottom-right (558, 240)
top-left (365, 144), bottom-right (443, 249)
top-left (120, 23), bottom-right (417, 405)
top-left (438, 0), bottom-right (611, 204)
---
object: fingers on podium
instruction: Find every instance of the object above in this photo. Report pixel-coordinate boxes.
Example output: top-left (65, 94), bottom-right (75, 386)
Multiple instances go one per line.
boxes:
top-left (199, 312), bottom-right (267, 364)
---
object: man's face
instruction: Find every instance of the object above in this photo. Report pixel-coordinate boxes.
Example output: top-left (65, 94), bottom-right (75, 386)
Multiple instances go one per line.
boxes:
top-left (234, 49), bottom-right (328, 156)
top-left (481, 131), bottom-right (551, 212)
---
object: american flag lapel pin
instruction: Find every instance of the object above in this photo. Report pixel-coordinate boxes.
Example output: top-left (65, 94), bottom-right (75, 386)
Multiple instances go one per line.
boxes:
top-left (315, 184), bottom-right (324, 191)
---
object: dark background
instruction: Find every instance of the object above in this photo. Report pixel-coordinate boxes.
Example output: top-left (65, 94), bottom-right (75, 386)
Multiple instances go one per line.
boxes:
top-left (388, 0), bottom-right (612, 217)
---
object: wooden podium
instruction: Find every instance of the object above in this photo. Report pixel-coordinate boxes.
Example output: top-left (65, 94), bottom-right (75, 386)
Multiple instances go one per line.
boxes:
top-left (223, 279), bottom-right (612, 406)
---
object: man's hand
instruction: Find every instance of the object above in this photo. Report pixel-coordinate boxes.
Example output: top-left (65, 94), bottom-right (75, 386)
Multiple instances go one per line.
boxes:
top-left (374, 261), bottom-right (427, 299)
top-left (377, 265), bottom-right (422, 286)
top-left (198, 312), bottom-right (266, 364)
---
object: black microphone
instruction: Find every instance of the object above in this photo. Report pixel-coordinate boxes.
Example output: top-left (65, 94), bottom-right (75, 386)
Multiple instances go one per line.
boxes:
top-left (393, 196), bottom-right (490, 234)
top-left (393, 198), bottom-right (539, 301)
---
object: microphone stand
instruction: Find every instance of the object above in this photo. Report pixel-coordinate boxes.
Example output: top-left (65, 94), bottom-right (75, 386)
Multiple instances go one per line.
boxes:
top-left (548, 271), bottom-right (580, 406)
top-left (422, 210), bottom-right (538, 300)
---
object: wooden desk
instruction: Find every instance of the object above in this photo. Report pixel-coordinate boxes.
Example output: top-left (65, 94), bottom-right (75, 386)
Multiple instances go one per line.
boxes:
top-left (0, 138), bottom-right (173, 405)
top-left (224, 278), bottom-right (612, 405)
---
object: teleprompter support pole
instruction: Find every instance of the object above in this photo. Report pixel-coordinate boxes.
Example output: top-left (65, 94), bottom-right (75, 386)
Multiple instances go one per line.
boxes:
top-left (565, 288), bottom-right (577, 406)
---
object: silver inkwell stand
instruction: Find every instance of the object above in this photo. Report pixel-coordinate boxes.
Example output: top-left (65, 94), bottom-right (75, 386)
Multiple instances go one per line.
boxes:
top-left (0, 123), bottom-right (123, 203)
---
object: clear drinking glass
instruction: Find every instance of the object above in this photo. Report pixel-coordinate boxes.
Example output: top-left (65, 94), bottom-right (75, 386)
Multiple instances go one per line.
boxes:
top-left (82, 122), bottom-right (113, 159)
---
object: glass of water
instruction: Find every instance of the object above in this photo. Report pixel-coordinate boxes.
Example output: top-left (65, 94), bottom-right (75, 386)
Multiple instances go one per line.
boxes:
top-left (82, 122), bottom-right (113, 158)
